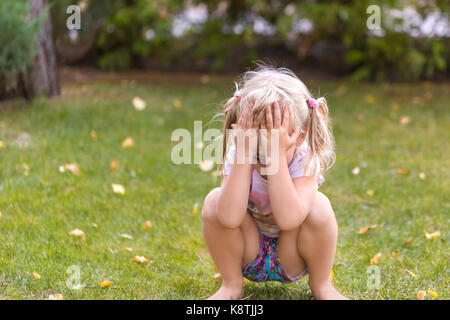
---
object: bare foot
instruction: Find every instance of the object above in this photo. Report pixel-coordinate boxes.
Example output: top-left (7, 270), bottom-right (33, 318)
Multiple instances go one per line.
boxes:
top-left (311, 283), bottom-right (349, 300)
top-left (207, 283), bottom-right (244, 300)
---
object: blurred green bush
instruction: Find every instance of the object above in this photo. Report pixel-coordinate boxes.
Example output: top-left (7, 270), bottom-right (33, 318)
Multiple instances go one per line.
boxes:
top-left (8, 0), bottom-right (449, 82)
top-left (0, 1), bottom-right (41, 92)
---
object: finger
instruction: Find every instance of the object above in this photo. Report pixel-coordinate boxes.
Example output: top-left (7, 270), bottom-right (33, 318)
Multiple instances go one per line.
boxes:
top-left (273, 102), bottom-right (281, 128)
top-left (282, 106), bottom-right (290, 129)
top-left (266, 105), bottom-right (273, 130)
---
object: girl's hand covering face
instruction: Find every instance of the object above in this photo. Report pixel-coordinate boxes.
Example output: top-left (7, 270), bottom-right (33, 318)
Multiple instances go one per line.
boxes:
top-left (231, 101), bottom-right (259, 163)
top-left (260, 102), bottom-right (300, 164)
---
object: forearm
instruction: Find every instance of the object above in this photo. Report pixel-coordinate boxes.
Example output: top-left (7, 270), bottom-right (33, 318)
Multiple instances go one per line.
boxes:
top-left (268, 156), bottom-right (315, 230)
top-left (217, 161), bottom-right (252, 228)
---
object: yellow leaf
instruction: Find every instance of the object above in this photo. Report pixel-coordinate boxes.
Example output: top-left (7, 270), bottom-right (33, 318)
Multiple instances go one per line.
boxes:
top-left (69, 229), bottom-right (85, 237)
top-left (132, 97), bottom-right (146, 111)
top-left (134, 255), bottom-right (148, 264)
top-left (424, 231), bottom-right (441, 240)
top-left (173, 98), bottom-right (182, 109)
top-left (192, 203), bottom-right (199, 215)
top-left (22, 163), bottom-right (30, 175)
top-left (110, 160), bottom-right (118, 171)
top-left (418, 172), bottom-right (426, 180)
top-left (90, 130), bottom-right (98, 140)
top-left (391, 250), bottom-right (399, 257)
top-left (143, 220), bottom-right (153, 230)
top-left (122, 137), bottom-right (134, 149)
top-left (0, 211), bottom-right (2, 218)
top-left (125, 247), bottom-right (133, 252)
top-left (366, 95), bottom-right (375, 104)
top-left (112, 184), bottom-right (125, 195)
top-left (396, 168), bottom-right (409, 175)
top-left (329, 270), bottom-right (335, 284)
top-left (417, 291), bottom-right (426, 300)
top-left (48, 293), bottom-right (64, 300)
top-left (370, 252), bottom-right (381, 265)
top-left (427, 289), bottom-right (438, 298)
top-left (366, 189), bottom-right (374, 196)
top-left (100, 281), bottom-right (111, 288)
top-left (0, 140), bottom-right (3, 149)
top-left (33, 272), bottom-right (41, 280)
top-left (405, 270), bottom-right (417, 278)
top-left (404, 239), bottom-right (413, 245)
top-left (62, 163), bottom-right (81, 175)
top-left (357, 224), bottom-right (377, 234)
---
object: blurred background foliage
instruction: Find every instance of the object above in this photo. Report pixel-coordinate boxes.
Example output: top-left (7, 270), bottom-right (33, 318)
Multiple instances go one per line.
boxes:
top-left (2, 0), bottom-right (450, 83)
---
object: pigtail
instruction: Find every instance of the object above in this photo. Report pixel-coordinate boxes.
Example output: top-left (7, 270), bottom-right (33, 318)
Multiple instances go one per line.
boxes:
top-left (306, 97), bottom-right (335, 177)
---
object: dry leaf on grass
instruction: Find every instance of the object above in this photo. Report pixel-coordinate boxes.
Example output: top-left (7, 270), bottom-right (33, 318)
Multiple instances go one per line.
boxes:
top-left (112, 184), bottom-right (125, 195)
top-left (134, 256), bottom-right (148, 264)
top-left (33, 272), bottom-right (41, 280)
top-left (424, 231), bottom-right (441, 240)
top-left (132, 97), bottom-right (146, 111)
top-left (143, 220), bottom-right (153, 230)
top-left (48, 293), bottom-right (64, 300)
top-left (69, 229), bottom-right (85, 237)
top-left (417, 291), bottom-right (426, 300)
top-left (357, 224), bottom-right (377, 234)
top-left (100, 281), bottom-right (111, 288)
top-left (122, 137), bottom-right (134, 149)
top-left (370, 252), bottom-right (382, 265)
top-left (59, 163), bottom-right (81, 175)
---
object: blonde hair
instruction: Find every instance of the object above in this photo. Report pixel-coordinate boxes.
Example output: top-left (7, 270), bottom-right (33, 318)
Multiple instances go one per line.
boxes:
top-left (218, 65), bottom-right (335, 178)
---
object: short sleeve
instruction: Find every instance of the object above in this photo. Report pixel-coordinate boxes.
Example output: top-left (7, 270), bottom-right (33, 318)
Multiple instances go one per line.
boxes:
top-left (222, 146), bottom-right (236, 176)
top-left (288, 141), bottom-right (325, 186)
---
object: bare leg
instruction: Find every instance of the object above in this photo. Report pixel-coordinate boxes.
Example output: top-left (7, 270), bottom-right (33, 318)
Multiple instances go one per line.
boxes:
top-left (297, 192), bottom-right (348, 300)
top-left (202, 188), bottom-right (260, 300)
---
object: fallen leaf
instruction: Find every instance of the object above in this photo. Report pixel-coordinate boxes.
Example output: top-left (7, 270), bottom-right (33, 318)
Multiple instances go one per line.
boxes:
top-left (100, 281), bottom-right (111, 288)
top-left (110, 160), bottom-right (118, 171)
top-left (143, 220), bottom-right (153, 230)
top-left (391, 250), bottom-right (399, 257)
top-left (90, 130), bottom-right (98, 140)
top-left (396, 168), bottom-right (409, 175)
top-left (33, 272), bottom-right (41, 280)
top-left (352, 167), bottom-right (360, 175)
top-left (0, 211), bottom-right (2, 218)
top-left (125, 247), bottom-right (133, 252)
top-left (120, 233), bottom-right (133, 240)
top-left (122, 137), bottom-right (134, 149)
top-left (400, 116), bottom-right (410, 125)
top-left (173, 98), bottom-right (182, 109)
top-left (192, 203), bottom-right (199, 215)
top-left (366, 189), bottom-right (374, 196)
top-left (405, 270), bottom-right (417, 278)
top-left (427, 289), bottom-right (438, 298)
top-left (0, 141), bottom-right (3, 149)
top-left (112, 184), bottom-right (125, 195)
top-left (404, 239), bottom-right (413, 245)
top-left (199, 160), bottom-right (214, 172)
top-left (60, 163), bottom-right (81, 175)
top-left (357, 224), bottom-right (377, 234)
top-left (132, 97), bottom-right (146, 111)
top-left (418, 172), bottom-right (426, 180)
top-left (417, 291), bottom-right (426, 300)
top-left (424, 231), bottom-right (441, 240)
top-left (330, 270), bottom-right (335, 285)
top-left (370, 252), bottom-right (382, 265)
top-left (211, 273), bottom-right (221, 279)
top-left (366, 95), bottom-right (376, 104)
top-left (134, 256), bottom-right (148, 264)
top-left (69, 229), bottom-right (85, 237)
top-left (48, 293), bottom-right (64, 300)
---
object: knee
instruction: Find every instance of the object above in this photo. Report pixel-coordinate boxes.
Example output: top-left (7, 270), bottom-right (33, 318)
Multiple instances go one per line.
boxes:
top-left (304, 192), bottom-right (336, 229)
top-left (201, 187), bottom-right (221, 224)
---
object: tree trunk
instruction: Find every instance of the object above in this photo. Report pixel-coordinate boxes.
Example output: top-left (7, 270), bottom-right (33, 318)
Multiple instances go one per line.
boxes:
top-left (23, 0), bottom-right (60, 98)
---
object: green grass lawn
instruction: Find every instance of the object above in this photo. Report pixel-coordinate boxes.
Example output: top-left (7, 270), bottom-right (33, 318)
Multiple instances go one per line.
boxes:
top-left (0, 71), bottom-right (448, 300)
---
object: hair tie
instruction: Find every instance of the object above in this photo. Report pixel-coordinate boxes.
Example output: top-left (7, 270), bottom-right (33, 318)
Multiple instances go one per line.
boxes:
top-left (308, 98), bottom-right (318, 109)
top-left (234, 93), bottom-right (242, 101)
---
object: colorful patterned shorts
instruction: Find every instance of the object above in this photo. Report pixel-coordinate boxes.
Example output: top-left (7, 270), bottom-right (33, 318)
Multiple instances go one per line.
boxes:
top-left (242, 231), bottom-right (308, 283)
